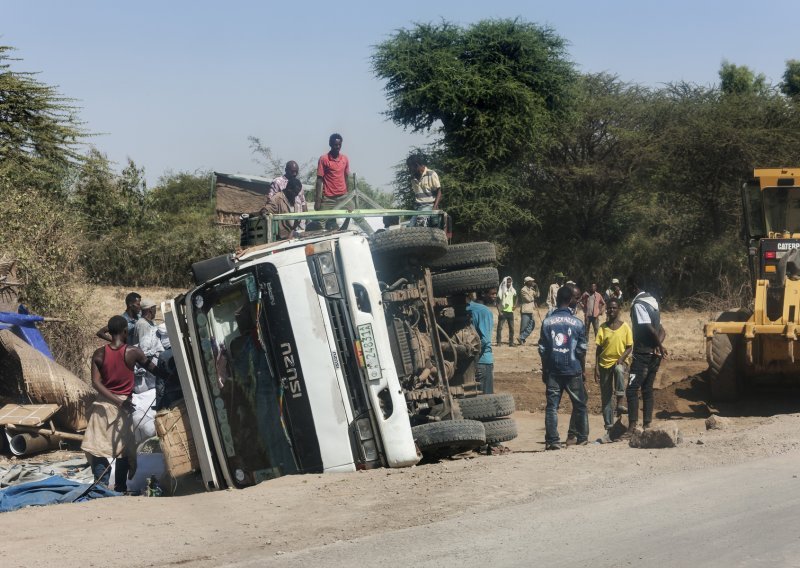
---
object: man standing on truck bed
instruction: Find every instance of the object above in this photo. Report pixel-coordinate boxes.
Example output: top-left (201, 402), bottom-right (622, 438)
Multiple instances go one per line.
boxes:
top-left (260, 178), bottom-right (303, 239)
top-left (406, 153), bottom-right (442, 226)
top-left (315, 133), bottom-right (350, 211)
top-left (620, 274), bottom-right (668, 438)
top-left (269, 161), bottom-right (307, 212)
top-left (83, 315), bottom-right (166, 492)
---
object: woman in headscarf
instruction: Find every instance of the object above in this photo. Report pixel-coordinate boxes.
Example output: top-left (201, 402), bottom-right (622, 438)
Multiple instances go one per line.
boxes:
top-left (496, 276), bottom-right (517, 347)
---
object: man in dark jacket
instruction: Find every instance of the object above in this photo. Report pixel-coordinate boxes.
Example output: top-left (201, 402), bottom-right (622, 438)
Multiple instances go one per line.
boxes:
top-left (538, 285), bottom-right (589, 449)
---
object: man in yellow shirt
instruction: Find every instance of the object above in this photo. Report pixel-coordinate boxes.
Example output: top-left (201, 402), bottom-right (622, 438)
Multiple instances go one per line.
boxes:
top-left (594, 298), bottom-right (632, 441)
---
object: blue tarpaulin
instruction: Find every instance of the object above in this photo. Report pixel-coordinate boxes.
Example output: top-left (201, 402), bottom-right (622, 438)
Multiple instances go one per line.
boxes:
top-left (0, 312), bottom-right (52, 359)
top-left (0, 475), bottom-right (120, 512)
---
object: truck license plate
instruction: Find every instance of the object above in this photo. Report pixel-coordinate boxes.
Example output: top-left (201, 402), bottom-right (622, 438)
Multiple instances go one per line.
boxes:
top-left (357, 323), bottom-right (383, 381)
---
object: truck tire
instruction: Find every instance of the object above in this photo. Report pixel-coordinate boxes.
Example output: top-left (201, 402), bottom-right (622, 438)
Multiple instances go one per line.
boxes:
top-left (714, 308), bottom-right (752, 323)
top-left (482, 418), bottom-right (518, 444)
top-left (457, 393), bottom-right (516, 420)
top-left (191, 254), bottom-right (235, 284)
top-left (708, 332), bottom-right (742, 402)
top-left (370, 227), bottom-right (448, 263)
top-left (431, 267), bottom-right (499, 296)
top-left (428, 242), bottom-right (496, 271)
top-left (412, 419), bottom-right (486, 459)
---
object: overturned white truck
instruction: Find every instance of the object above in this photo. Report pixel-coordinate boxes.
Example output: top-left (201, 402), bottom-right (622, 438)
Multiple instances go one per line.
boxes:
top-left (163, 210), bottom-right (516, 490)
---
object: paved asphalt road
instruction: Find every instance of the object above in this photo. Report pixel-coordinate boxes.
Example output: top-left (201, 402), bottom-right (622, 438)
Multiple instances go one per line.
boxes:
top-left (224, 451), bottom-right (800, 568)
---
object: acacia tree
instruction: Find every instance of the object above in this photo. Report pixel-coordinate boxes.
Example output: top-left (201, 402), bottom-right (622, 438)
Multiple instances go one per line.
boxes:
top-left (781, 59), bottom-right (800, 98)
top-left (373, 19), bottom-right (576, 236)
top-left (0, 45), bottom-right (86, 192)
top-left (719, 60), bottom-right (768, 96)
top-left (528, 73), bottom-right (652, 283)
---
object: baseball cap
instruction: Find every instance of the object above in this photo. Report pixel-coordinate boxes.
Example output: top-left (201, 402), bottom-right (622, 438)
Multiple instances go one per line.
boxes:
top-left (140, 298), bottom-right (157, 310)
top-left (524, 276), bottom-right (534, 283)
top-left (611, 278), bottom-right (620, 284)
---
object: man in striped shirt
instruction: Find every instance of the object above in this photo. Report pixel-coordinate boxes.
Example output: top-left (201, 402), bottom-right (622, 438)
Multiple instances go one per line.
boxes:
top-left (406, 154), bottom-right (442, 227)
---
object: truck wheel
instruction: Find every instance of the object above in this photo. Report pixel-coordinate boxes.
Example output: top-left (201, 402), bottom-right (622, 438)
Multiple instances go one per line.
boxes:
top-left (457, 393), bottom-right (516, 420)
top-left (482, 418), bottom-right (518, 444)
top-left (708, 332), bottom-right (742, 402)
top-left (428, 242), bottom-right (496, 271)
top-left (370, 227), bottom-right (448, 263)
top-left (431, 267), bottom-right (499, 296)
top-left (412, 419), bottom-right (486, 459)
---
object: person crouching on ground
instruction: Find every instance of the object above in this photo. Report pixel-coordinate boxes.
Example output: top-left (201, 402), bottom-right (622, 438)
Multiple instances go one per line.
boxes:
top-left (538, 284), bottom-right (589, 450)
top-left (594, 298), bottom-right (632, 441)
top-left (82, 315), bottom-right (167, 492)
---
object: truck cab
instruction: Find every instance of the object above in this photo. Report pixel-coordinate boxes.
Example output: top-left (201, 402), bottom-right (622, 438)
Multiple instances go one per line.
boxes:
top-left (164, 232), bottom-right (420, 489)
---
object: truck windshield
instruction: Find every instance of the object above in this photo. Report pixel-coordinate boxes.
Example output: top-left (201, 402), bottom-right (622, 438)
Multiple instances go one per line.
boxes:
top-left (191, 271), bottom-right (298, 487)
top-left (762, 186), bottom-right (800, 234)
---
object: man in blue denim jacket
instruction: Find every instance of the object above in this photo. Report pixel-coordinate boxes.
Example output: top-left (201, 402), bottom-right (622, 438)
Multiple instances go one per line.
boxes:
top-left (538, 285), bottom-right (589, 449)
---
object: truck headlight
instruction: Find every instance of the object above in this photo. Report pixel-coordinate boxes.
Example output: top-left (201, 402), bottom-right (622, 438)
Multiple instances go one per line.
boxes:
top-left (322, 273), bottom-right (340, 295)
top-left (317, 252), bottom-right (335, 274)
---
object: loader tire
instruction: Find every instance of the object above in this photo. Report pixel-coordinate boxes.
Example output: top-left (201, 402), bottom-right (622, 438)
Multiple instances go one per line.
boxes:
top-left (428, 242), bottom-right (496, 271)
top-left (412, 419), bottom-right (486, 459)
top-left (431, 267), bottom-right (499, 297)
top-left (370, 227), bottom-right (448, 264)
top-left (708, 332), bottom-right (742, 402)
top-left (457, 393), bottom-right (516, 420)
top-left (482, 418), bottom-right (518, 445)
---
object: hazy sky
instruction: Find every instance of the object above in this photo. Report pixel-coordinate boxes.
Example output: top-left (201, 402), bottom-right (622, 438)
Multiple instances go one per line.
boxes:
top-left (4, 1), bottom-right (798, 192)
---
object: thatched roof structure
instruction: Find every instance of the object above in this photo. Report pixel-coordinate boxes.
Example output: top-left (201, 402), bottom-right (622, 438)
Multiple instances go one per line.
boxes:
top-left (213, 172), bottom-right (272, 226)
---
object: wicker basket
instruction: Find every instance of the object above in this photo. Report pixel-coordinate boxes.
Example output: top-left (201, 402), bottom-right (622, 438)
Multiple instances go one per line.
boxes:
top-left (155, 401), bottom-right (199, 478)
top-left (0, 330), bottom-right (93, 431)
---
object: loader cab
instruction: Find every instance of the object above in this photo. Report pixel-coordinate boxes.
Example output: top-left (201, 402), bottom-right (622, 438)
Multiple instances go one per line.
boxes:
top-left (742, 170), bottom-right (800, 281)
top-left (742, 169), bottom-right (800, 320)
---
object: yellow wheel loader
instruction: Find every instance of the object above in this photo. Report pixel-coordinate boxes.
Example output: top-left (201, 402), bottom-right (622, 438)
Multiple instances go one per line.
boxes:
top-left (705, 168), bottom-right (800, 401)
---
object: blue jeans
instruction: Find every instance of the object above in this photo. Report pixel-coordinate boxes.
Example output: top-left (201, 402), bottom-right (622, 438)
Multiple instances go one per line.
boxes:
top-left (599, 364), bottom-right (626, 429)
top-left (546, 373), bottom-right (588, 445)
top-left (90, 455), bottom-right (129, 492)
top-left (476, 363), bottom-right (494, 395)
top-left (518, 313), bottom-right (535, 343)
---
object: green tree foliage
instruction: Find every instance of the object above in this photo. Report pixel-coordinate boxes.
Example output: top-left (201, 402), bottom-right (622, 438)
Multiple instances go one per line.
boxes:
top-left (70, 149), bottom-right (147, 232)
top-left (80, 170), bottom-right (236, 287)
top-left (0, 45), bottom-right (86, 193)
top-left (781, 59), bottom-right (800, 98)
top-left (719, 60), bottom-right (768, 96)
top-left (0, 185), bottom-right (90, 373)
top-left (376, 23), bottom-right (800, 299)
top-left (373, 19), bottom-right (576, 235)
top-left (147, 169), bottom-right (213, 215)
top-left (526, 73), bottom-right (652, 284)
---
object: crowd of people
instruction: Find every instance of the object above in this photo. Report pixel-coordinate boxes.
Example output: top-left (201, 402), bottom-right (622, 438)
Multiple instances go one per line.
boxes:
top-left (84, 293), bottom-right (179, 493)
top-left (481, 273), bottom-right (667, 448)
